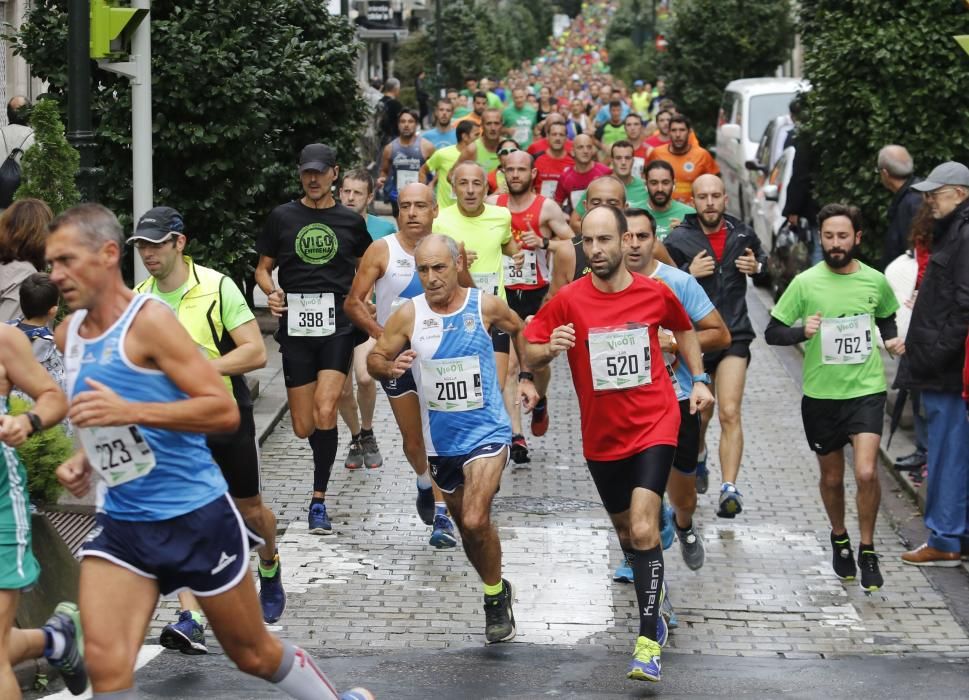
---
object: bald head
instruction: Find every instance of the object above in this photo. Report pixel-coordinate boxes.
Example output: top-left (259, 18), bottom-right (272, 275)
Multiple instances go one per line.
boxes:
top-left (414, 233), bottom-right (460, 265)
top-left (877, 145), bottom-right (914, 179)
top-left (398, 182), bottom-right (435, 205)
top-left (692, 173), bottom-right (724, 197)
top-left (692, 174), bottom-right (726, 230)
top-left (586, 175), bottom-right (626, 211)
top-left (451, 159), bottom-right (487, 183)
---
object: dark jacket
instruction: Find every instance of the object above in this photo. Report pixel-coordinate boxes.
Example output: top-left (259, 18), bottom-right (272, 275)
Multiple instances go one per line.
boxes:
top-left (898, 198), bottom-right (969, 393)
top-left (781, 129), bottom-right (818, 223)
top-left (881, 176), bottom-right (923, 270)
top-left (664, 213), bottom-right (769, 344)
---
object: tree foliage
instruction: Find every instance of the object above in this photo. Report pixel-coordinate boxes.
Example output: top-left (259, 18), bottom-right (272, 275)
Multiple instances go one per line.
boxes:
top-left (661, 0), bottom-right (793, 144)
top-left (11, 0), bottom-right (367, 284)
top-left (8, 396), bottom-right (72, 505)
top-left (15, 98), bottom-right (80, 214)
top-left (799, 0), bottom-right (969, 261)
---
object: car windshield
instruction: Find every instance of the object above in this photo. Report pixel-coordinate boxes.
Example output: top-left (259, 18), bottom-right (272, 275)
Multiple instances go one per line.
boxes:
top-left (748, 92), bottom-right (796, 141)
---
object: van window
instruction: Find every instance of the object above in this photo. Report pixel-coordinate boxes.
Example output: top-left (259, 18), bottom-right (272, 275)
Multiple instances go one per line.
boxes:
top-left (718, 91), bottom-right (740, 127)
top-left (748, 92), bottom-right (795, 142)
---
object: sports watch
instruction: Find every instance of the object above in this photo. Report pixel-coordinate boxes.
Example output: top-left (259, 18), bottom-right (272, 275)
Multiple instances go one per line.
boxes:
top-left (691, 373), bottom-right (712, 386)
top-left (24, 412), bottom-right (43, 436)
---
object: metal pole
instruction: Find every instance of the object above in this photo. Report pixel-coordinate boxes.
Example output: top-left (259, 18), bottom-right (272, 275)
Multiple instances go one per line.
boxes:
top-left (435, 0), bottom-right (443, 97)
top-left (130, 0), bottom-right (152, 284)
top-left (66, 0), bottom-right (99, 201)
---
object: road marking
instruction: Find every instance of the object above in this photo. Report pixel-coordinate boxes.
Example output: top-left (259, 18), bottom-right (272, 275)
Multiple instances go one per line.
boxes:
top-left (41, 644), bottom-right (164, 698)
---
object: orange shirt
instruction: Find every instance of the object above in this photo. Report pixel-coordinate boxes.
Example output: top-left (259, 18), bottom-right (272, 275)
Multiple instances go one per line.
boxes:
top-left (452, 112), bottom-right (482, 128)
top-left (646, 143), bottom-right (719, 204)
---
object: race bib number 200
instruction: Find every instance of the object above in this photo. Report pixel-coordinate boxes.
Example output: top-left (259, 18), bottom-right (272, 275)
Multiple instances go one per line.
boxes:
top-left (820, 314), bottom-right (872, 365)
top-left (421, 355), bottom-right (484, 412)
top-left (589, 325), bottom-right (651, 391)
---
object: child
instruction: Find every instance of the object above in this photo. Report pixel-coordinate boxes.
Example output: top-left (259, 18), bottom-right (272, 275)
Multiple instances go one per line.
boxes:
top-left (6, 272), bottom-right (65, 397)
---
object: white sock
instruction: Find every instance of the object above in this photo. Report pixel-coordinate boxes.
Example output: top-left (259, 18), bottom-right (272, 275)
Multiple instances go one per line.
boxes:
top-left (270, 641), bottom-right (339, 700)
top-left (44, 627), bottom-right (66, 660)
top-left (416, 471), bottom-right (433, 489)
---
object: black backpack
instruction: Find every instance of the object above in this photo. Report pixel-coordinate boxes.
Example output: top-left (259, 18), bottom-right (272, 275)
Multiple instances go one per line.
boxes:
top-left (0, 129), bottom-right (33, 208)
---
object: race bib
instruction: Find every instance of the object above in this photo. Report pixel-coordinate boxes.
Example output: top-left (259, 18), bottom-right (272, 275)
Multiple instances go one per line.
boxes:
top-left (661, 330), bottom-right (680, 394)
top-left (78, 425), bottom-right (156, 487)
top-left (503, 250), bottom-right (537, 286)
top-left (421, 355), bottom-right (484, 412)
top-left (570, 189), bottom-right (586, 209)
top-left (287, 293), bottom-right (336, 337)
top-left (472, 272), bottom-right (499, 296)
top-left (397, 169), bottom-right (419, 189)
top-left (820, 314), bottom-right (872, 365)
top-left (632, 156), bottom-right (645, 179)
top-left (514, 126), bottom-right (531, 144)
top-left (589, 325), bottom-right (651, 391)
top-left (541, 179), bottom-right (558, 199)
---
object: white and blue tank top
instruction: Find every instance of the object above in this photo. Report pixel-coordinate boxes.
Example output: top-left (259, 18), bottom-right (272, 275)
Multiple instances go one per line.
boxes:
top-left (374, 234), bottom-right (425, 327)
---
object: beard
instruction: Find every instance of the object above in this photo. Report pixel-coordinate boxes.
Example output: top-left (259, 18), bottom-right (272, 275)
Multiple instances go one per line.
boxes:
top-left (697, 210), bottom-right (723, 230)
top-left (649, 190), bottom-right (670, 207)
top-left (590, 252), bottom-right (623, 280)
top-left (822, 244), bottom-right (856, 269)
top-left (507, 177), bottom-right (533, 195)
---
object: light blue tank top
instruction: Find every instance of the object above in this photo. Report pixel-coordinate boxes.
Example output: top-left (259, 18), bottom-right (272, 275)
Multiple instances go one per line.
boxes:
top-left (64, 295), bottom-right (227, 521)
top-left (410, 288), bottom-right (511, 456)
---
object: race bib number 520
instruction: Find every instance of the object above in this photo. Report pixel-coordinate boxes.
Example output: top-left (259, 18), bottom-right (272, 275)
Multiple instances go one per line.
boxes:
top-left (589, 325), bottom-right (651, 391)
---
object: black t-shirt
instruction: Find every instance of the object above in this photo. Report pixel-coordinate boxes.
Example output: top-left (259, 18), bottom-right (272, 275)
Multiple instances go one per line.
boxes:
top-left (256, 200), bottom-right (371, 334)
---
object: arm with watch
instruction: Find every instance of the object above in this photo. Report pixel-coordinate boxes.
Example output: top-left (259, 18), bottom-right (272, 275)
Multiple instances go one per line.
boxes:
top-left (0, 325), bottom-right (68, 448)
top-left (669, 324), bottom-right (715, 416)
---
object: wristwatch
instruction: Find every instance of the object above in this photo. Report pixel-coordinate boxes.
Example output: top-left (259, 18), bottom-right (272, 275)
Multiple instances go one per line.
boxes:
top-left (24, 412), bottom-right (43, 436)
top-left (691, 373), bottom-right (712, 386)
top-left (518, 371), bottom-right (535, 382)
top-left (541, 237), bottom-right (550, 250)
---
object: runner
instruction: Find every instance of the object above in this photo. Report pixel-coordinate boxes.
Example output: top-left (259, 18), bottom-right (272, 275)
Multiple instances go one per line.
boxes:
top-left (527, 113), bottom-right (575, 159)
top-left (367, 233), bottom-right (539, 643)
top-left (131, 206), bottom-right (287, 646)
top-left (476, 108), bottom-right (504, 174)
top-left (377, 110), bottom-right (435, 217)
top-left (646, 115), bottom-right (718, 205)
top-left (502, 87), bottom-right (538, 150)
top-left (486, 138), bottom-right (520, 195)
top-left (49, 203), bottom-right (372, 699)
top-left (644, 160), bottom-right (697, 241)
top-left (424, 99), bottom-right (457, 150)
top-left (452, 91), bottom-right (488, 127)
top-left (533, 121), bottom-right (576, 200)
top-left (623, 113), bottom-right (650, 179)
top-left (664, 174), bottom-right (769, 513)
top-left (523, 205), bottom-right (714, 683)
top-left (255, 143), bottom-right (373, 536)
top-left (553, 134), bottom-right (612, 211)
top-left (344, 183), bottom-right (459, 548)
top-left (341, 167), bottom-right (397, 241)
top-left (644, 110), bottom-right (672, 150)
top-left (766, 203), bottom-right (902, 591)
top-left (0, 324), bottom-right (87, 697)
top-left (594, 100), bottom-right (627, 152)
top-left (572, 141), bottom-right (649, 224)
top-left (487, 150), bottom-right (576, 464)
top-left (422, 120), bottom-right (480, 209)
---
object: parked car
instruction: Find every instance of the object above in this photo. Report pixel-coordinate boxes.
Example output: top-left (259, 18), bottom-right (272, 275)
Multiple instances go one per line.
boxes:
top-left (742, 113), bottom-right (794, 225)
top-left (750, 144), bottom-right (795, 252)
top-left (715, 77), bottom-right (809, 221)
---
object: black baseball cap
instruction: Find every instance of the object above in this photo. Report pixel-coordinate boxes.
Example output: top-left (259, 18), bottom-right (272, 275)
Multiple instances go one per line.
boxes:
top-left (128, 206), bottom-right (185, 243)
top-left (299, 143), bottom-right (337, 173)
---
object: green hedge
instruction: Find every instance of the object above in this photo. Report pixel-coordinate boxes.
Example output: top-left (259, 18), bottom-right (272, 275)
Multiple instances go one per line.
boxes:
top-left (7, 396), bottom-right (72, 505)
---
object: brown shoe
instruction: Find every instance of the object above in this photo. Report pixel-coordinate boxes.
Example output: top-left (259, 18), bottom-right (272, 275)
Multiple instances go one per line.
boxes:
top-left (901, 543), bottom-right (961, 567)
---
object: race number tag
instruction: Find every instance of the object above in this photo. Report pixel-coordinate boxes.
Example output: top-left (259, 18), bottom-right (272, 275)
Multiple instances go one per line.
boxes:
top-left (514, 126), bottom-right (531, 144)
top-left (78, 425), bottom-right (156, 487)
top-left (570, 189), bottom-right (586, 209)
top-left (820, 314), bottom-right (872, 365)
top-left (421, 355), bottom-right (484, 412)
top-left (397, 169), bottom-right (419, 189)
top-left (589, 325), bottom-right (651, 391)
top-left (287, 293), bottom-right (336, 337)
top-left (541, 180), bottom-right (558, 199)
top-left (472, 272), bottom-right (500, 296)
top-left (632, 156), bottom-right (645, 179)
top-left (503, 250), bottom-right (537, 286)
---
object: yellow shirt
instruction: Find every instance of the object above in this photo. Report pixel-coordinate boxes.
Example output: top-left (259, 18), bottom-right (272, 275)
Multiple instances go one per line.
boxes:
top-left (425, 145), bottom-right (462, 209)
top-left (432, 203), bottom-right (512, 300)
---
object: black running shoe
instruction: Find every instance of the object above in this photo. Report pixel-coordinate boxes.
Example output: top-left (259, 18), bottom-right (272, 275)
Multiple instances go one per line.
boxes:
top-left (44, 602), bottom-right (89, 695)
top-left (831, 532), bottom-right (857, 580)
top-left (858, 549), bottom-right (883, 592)
top-left (510, 434), bottom-right (530, 464)
top-left (483, 579), bottom-right (516, 644)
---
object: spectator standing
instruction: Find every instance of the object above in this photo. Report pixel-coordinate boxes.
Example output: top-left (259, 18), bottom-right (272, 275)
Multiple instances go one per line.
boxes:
top-left (0, 198), bottom-right (53, 322)
top-left (877, 144), bottom-right (922, 269)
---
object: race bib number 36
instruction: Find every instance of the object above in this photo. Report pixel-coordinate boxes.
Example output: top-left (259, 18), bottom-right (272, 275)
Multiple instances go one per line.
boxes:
top-left (78, 425), bottom-right (156, 487)
top-left (287, 293), bottom-right (336, 337)
top-left (589, 325), bottom-right (651, 391)
top-left (820, 314), bottom-right (872, 365)
top-left (421, 355), bottom-right (484, 412)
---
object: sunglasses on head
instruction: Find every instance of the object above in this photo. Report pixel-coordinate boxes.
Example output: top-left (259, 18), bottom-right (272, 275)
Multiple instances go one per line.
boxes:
top-left (498, 147), bottom-right (520, 156)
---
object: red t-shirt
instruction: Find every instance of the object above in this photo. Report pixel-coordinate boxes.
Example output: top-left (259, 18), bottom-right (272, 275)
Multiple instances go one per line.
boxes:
top-left (915, 242), bottom-right (930, 288)
top-left (534, 152), bottom-right (576, 200)
top-left (524, 273), bottom-right (692, 460)
top-left (554, 162), bottom-right (613, 209)
top-left (528, 138), bottom-right (575, 157)
top-left (645, 133), bottom-right (668, 149)
top-left (707, 223), bottom-right (727, 261)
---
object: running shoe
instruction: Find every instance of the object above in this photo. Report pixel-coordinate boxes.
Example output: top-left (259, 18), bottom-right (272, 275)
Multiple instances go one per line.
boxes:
top-left (344, 438), bottom-right (364, 470)
top-left (677, 522), bottom-right (705, 571)
top-left (44, 601), bottom-right (88, 694)
top-left (416, 483), bottom-right (435, 525)
top-left (530, 397), bottom-right (549, 437)
top-left (510, 433), bottom-right (530, 464)
top-left (657, 583), bottom-right (670, 646)
top-left (340, 689), bottom-right (376, 700)
top-left (695, 453), bottom-right (709, 494)
top-left (627, 635), bottom-right (661, 682)
top-left (160, 610), bottom-right (207, 655)
top-left (660, 500), bottom-right (675, 550)
top-left (360, 431), bottom-right (383, 469)
top-left (613, 554), bottom-right (634, 583)
top-left (717, 482), bottom-right (743, 518)
top-left (429, 513), bottom-right (458, 548)
top-left (483, 579), bottom-right (516, 644)
top-left (858, 549), bottom-right (883, 591)
top-left (258, 553), bottom-right (287, 624)
top-left (830, 531), bottom-right (857, 580)
top-left (308, 502), bottom-right (332, 535)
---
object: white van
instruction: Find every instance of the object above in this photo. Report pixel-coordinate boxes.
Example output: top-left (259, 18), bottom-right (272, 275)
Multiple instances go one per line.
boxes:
top-left (715, 77), bottom-right (809, 221)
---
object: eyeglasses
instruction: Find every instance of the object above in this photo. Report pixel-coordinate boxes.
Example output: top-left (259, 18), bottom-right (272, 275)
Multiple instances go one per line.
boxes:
top-left (498, 147), bottom-right (519, 156)
top-left (923, 187), bottom-right (958, 200)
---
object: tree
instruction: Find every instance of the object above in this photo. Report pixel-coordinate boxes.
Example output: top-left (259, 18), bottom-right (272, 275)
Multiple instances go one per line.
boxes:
top-left (15, 98), bottom-right (80, 214)
top-left (8, 396), bottom-right (72, 504)
top-left (660, 0), bottom-right (793, 144)
top-left (11, 1), bottom-right (367, 284)
top-left (799, 0), bottom-right (969, 262)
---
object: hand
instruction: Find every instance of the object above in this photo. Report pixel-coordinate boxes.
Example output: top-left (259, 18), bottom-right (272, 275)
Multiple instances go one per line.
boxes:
top-left (689, 382), bottom-right (715, 415)
top-left (0, 414), bottom-right (32, 448)
top-left (69, 379), bottom-right (132, 428)
top-left (376, 176), bottom-right (387, 190)
top-left (689, 250), bottom-right (716, 279)
top-left (391, 349), bottom-right (417, 378)
top-left (658, 330), bottom-right (677, 355)
top-left (367, 301), bottom-right (377, 320)
top-left (57, 452), bottom-right (93, 498)
top-left (267, 288), bottom-right (287, 318)
top-left (549, 323), bottom-right (576, 357)
top-left (885, 337), bottom-right (905, 356)
top-left (735, 247), bottom-right (759, 275)
top-left (465, 249), bottom-right (479, 268)
top-left (520, 230), bottom-right (544, 249)
top-left (518, 382), bottom-right (540, 413)
top-left (804, 312), bottom-right (822, 339)
top-left (511, 251), bottom-right (525, 270)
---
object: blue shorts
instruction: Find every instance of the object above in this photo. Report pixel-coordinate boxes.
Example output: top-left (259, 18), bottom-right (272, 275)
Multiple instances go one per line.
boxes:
top-left (379, 367), bottom-right (417, 399)
top-left (80, 494), bottom-right (262, 597)
top-left (428, 442), bottom-right (508, 494)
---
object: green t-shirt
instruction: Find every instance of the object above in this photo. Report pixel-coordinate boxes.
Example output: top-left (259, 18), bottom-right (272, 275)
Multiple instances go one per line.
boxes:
top-left (502, 106), bottom-right (538, 148)
top-left (426, 144), bottom-right (462, 209)
top-left (453, 106), bottom-right (472, 120)
top-left (575, 178), bottom-right (649, 217)
top-left (476, 140), bottom-right (500, 173)
top-left (770, 262), bottom-right (899, 400)
top-left (597, 122), bottom-right (627, 148)
top-left (647, 200), bottom-right (696, 241)
top-left (432, 203), bottom-right (512, 300)
top-left (486, 91), bottom-right (503, 110)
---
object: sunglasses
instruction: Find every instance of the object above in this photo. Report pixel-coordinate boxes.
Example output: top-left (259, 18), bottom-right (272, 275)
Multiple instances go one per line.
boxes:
top-left (498, 147), bottom-right (520, 156)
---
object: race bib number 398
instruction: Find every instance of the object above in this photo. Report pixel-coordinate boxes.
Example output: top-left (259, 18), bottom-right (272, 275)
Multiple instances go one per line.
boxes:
top-left (421, 355), bottom-right (484, 412)
top-left (589, 325), bottom-right (651, 391)
top-left (820, 314), bottom-right (872, 365)
top-left (287, 293), bottom-right (336, 337)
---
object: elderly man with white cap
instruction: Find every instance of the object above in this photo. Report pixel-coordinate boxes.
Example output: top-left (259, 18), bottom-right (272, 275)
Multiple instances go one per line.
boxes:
top-left (897, 161), bottom-right (969, 566)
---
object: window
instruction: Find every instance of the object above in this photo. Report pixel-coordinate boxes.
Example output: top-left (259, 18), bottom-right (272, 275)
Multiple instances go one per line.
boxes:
top-left (747, 92), bottom-right (795, 142)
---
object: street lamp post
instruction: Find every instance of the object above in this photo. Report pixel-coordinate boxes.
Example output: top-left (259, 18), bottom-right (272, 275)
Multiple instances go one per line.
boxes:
top-left (67, 0), bottom-right (100, 201)
top-left (435, 0), bottom-right (443, 97)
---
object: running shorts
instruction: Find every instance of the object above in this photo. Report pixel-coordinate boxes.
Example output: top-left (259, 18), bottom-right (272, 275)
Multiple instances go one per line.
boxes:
top-left (586, 444), bottom-right (676, 513)
top-left (206, 404), bottom-right (260, 499)
top-left (428, 442), bottom-right (508, 494)
top-left (801, 392), bottom-right (886, 456)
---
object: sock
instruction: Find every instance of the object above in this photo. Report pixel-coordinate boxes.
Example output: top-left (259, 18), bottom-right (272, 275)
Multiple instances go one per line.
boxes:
top-left (311, 496), bottom-right (325, 507)
top-left (675, 519), bottom-right (693, 533)
top-left (416, 471), bottom-right (433, 489)
top-left (92, 690), bottom-right (139, 699)
top-left (259, 554), bottom-right (280, 578)
top-left (189, 610), bottom-right (203, 625)
top-left (360, 427), bottom-right (373, 437)
top-left (435, 502), bottom-right (447, 516)
top-left (859, 542), bottom-right (874, 552)
top-left (628, 545), bottom-right (664, 640)
top-left (270, 640), bottom-right (339, 700)
top-left (309, 428), bottom-right (338, 493)
top-left (483, 580), bottom-right (503, 596)
top-left (535, 396), bottom-right (547, 410)
top-left (351, 431), bottom-right (361, 443)
top-left (42, 626), bottom-right (66, 660)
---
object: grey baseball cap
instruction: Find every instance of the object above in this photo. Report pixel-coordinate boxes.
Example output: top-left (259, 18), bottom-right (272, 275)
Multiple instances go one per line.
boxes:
top-left (912, 161), bottom-right (969, 192)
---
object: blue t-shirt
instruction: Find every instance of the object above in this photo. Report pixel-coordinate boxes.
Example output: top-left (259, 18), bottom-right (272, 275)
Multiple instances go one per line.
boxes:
top-left (595, 102), bottom-right (630, 126)
top-left (367, 214), bottom-right (397, 241)
top-left (424, 128), bottom-right (457, 150)
top-left (649, 262), bottom-right (715, 401)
